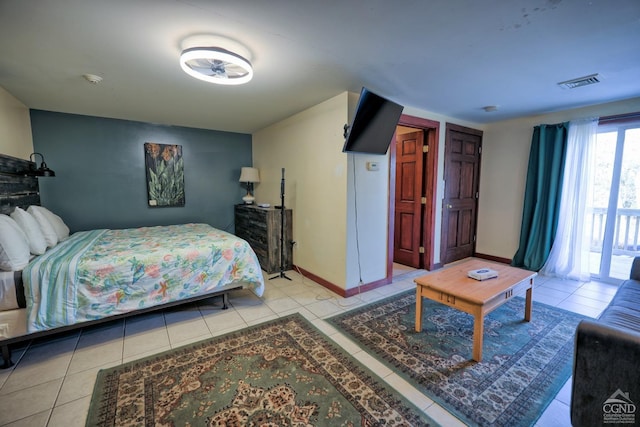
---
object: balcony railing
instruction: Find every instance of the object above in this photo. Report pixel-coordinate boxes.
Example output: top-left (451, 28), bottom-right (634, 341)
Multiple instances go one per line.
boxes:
top-left (589, 207), bottom-right (640, 255)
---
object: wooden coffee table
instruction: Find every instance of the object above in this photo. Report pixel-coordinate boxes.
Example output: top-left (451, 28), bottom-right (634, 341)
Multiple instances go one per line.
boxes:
top-left (414, 258), bottom-right (537, 362)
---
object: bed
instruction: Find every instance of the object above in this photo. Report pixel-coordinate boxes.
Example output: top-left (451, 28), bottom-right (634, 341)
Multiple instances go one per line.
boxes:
top-left (0, 153), bottom-right (264, 368)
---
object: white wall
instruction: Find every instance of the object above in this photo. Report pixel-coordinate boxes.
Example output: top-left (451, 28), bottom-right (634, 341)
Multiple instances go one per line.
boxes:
top-left (477, 97), bottom-right (640, 260)
top-left (252, 93), bottom-right (350, 288)
top-left (345, 151), bottom-right (391, 288)
top-left (344, 90), bottom-right (397, 289)
top-left (0, 86), bottom-right (33, 158)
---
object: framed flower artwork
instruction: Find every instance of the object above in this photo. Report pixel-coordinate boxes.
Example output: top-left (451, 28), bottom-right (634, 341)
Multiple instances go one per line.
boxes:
top-left (144, 142), bottom-right (185, 207)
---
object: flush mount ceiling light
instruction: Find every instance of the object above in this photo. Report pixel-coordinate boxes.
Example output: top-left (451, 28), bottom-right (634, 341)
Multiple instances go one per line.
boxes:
top-left (180, 47), bottom-right (253, 85)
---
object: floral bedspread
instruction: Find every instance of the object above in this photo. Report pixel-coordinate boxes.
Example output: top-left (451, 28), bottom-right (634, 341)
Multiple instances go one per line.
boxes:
top-left (23, 223), bottom-right (264, 332)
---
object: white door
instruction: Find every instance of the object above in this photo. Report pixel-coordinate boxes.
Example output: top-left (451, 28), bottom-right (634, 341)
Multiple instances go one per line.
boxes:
top-left (588, 120), bottom-right (640, 281)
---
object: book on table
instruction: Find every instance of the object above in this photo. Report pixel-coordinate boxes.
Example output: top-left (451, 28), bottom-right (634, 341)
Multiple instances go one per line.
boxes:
top-left (467, 268), bottom-right (499, 281)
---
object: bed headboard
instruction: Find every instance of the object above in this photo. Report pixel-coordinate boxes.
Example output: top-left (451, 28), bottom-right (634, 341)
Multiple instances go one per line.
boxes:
top-left (0, 153), bottom-right (40, 215)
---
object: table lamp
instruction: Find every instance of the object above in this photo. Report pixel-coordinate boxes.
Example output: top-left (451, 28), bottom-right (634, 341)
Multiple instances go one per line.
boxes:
top-left (239, 167), bottom-right (260, 204)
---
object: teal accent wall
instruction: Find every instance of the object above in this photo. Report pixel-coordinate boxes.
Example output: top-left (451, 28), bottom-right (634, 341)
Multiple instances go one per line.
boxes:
top-left (30, 110), bottom-right (252, 232)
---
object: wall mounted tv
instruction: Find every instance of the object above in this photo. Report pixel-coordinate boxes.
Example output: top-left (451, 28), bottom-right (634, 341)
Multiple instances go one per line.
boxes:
top-left (342, 87), bottom-right (404, 155)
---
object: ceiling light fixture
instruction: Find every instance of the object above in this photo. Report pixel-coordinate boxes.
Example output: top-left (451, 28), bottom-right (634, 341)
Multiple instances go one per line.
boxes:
top-left (179, 47), bottom-right (253, 85)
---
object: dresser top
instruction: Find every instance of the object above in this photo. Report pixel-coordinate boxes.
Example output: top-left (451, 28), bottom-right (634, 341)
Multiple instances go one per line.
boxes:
top-left (235, 204), bottom-right (291, 212)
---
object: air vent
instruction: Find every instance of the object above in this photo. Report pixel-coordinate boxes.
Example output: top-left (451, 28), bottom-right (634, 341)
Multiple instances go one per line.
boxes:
top-left (558, 73), bottom-right (601, 89)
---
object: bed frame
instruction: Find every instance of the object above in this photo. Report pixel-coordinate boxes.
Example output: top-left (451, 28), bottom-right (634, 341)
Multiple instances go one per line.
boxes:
top-left (0, 153), bottom-right (240, 368)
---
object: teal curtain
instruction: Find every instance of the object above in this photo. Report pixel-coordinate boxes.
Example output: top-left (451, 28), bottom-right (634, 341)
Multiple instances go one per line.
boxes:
top-left (512, 123), bottom-right (569, 271)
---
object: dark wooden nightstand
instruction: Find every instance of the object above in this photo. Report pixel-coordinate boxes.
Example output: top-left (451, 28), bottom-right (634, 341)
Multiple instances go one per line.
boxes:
top-left (234, 204), bottom-right (292, 273)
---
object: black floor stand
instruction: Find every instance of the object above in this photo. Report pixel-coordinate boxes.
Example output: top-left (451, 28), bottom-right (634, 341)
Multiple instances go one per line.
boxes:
top-left (270, 168), bottom-right (291, 281)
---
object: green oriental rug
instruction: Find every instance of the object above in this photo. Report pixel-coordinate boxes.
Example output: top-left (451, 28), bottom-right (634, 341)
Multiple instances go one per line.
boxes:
top-left (327, 290), bottom-right (587, 427)
top-left (86, 313), bottom-right (438, 426)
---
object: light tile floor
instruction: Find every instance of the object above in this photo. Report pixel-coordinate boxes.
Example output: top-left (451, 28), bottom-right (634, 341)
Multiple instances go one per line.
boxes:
top-left (0, 269), bottom-right (618, 426)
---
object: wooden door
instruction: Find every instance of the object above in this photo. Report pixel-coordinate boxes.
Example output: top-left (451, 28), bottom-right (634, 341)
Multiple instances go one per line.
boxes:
top-left (441, 124), bottom-right (482, 265)
top-left (394, 130), bottom-right (424, 267)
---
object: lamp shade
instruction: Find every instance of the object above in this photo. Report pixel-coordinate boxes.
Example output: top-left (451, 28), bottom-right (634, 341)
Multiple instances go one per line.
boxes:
top-left (239, 167), bottom-right (260, 183)
top-left (29, 153), bottom-right (55, 177)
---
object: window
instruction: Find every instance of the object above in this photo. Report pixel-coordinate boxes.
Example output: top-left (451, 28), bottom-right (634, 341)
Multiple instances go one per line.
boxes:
top-left (588, 114), bottom-right (640, 281)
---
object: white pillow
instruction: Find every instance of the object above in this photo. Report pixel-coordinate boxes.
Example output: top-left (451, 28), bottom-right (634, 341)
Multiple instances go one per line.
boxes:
top-left (0, 215), bottom-right (31, 271)
top-left (10, 207), bottom-right (47, 255)
top-left (31, 206), bottom-right (69, 241)
top-left (27, 206), bottom-right (58, 248)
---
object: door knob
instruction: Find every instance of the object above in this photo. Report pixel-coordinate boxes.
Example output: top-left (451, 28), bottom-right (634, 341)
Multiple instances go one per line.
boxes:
top-left (446, 204), bottom-right (452, 209)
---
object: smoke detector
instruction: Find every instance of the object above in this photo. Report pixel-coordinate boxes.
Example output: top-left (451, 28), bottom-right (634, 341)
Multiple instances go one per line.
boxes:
top-left (82, 73), bottom-right (103, 84)
top-left (558, 73), bottom-right (601, 89)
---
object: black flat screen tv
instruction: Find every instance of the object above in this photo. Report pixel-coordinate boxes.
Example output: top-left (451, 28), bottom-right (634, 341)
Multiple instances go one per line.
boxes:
top-left (342, 87), bottom-right (404, 154)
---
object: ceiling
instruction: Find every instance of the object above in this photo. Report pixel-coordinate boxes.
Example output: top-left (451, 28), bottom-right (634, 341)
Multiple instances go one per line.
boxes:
top-left (1, 0), bottom-right (639, 134)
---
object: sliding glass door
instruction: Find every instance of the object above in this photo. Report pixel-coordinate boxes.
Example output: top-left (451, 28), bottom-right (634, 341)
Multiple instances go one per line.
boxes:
top-left (588, 119), bottom-right (640, 282)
